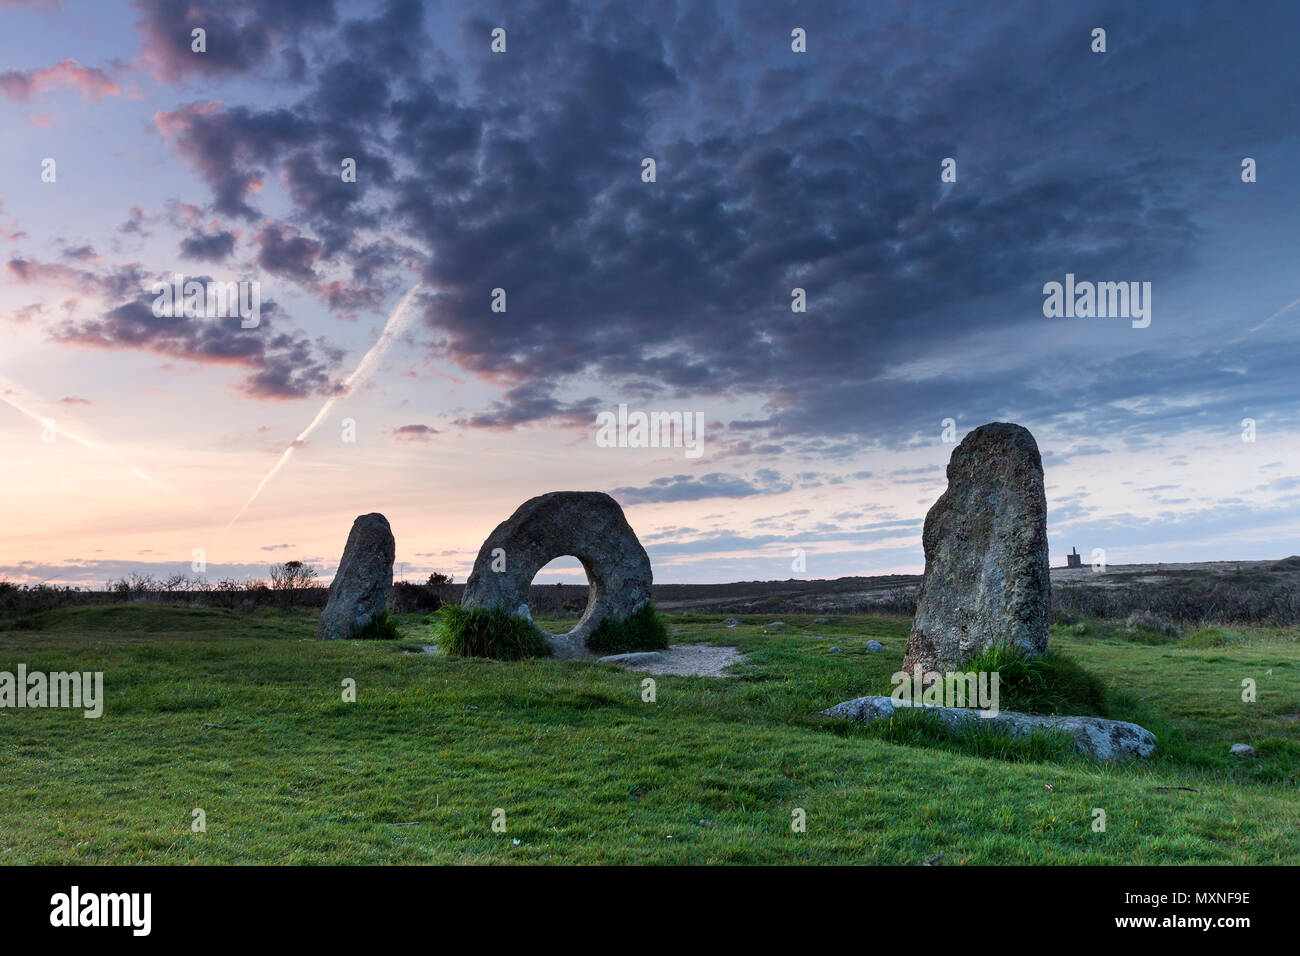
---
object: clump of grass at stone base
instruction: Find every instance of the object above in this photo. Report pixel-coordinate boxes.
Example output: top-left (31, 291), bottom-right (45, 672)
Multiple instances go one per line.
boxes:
top-left (437, 604), bottom-right (551, 660)
top-left (957, 644), bottom-right (1108, 717)
top-left (354, 610), bottom-right (401, 640)
top-left (584, 602), bottom-right (669, 655)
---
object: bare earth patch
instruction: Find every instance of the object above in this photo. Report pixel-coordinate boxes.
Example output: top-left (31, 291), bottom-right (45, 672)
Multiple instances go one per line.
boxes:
top-left (597, 643), bottom-right (747, 677)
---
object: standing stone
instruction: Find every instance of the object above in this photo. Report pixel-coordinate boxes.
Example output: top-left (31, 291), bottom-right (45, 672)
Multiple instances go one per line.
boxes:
top-left (317, 513), bottom-right (395, 640)
top-left (460, 492), bottom-right (653, 660)
top-left (901, 422), bottom-right (1050, 672)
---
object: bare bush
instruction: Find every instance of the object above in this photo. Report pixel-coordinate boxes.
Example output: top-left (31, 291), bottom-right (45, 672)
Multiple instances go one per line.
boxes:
top-left (1124, 610), bottom-right (1181, 638)
top-left (269, 560), bottom-right (321, 608)
top-left (0, 580), bottom-right (85, 621)
top-left (876, 585), bottom-right (920, 615)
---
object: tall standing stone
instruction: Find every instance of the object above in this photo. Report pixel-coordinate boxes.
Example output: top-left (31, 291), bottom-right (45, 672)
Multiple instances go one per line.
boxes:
top-left (901, 423), bottom-right (1050, 672)
top-left (317, 513), bottom-right (396, 640)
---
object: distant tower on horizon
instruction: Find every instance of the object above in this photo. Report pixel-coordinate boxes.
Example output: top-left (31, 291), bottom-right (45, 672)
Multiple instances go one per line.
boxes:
top-left (1067, 547), bottom-right (1082, 568)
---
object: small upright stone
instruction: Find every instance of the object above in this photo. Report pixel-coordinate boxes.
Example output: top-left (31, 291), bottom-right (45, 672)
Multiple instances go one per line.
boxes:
top-left (317, 513), bottom-right (395, 640)
top-left (902, 422), bottom-right (1050, 672)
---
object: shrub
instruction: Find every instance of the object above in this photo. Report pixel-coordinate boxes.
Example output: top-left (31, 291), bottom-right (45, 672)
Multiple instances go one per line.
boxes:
top-left (354, 611), bottom-right (401, 640)
top-left (1053, 578), bottom-right (1300, 627)
top-left (1124, 610), bottom-right (1180, 642)
top-left (876, 586), bottom-right (919, 615)
top-left (960, 644), bottom-right (1107, 717)
top-left (389, 581), bottom-right (445, 613)
top-left (1179, 627), bottom-right (1232, 648)
top-left (585, 602), bottom-right (670, 655)
top-left (437, 605), bottom-right (551, 660)
top-left (269, 560), bottom-right (321, 608)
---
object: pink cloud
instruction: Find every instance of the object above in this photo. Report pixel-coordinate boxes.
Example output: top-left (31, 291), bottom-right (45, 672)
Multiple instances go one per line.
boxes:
top-left (0, 196), bottom-right (26, 242)
top-left (0, 59), bottom-right (120, 101)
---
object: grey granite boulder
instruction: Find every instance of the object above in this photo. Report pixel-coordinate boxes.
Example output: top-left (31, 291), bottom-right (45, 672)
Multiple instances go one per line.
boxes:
top-left (460, 491), bottom-right (653, 659)
top-left (598, 651), bottom-right (666, 668)
top-left (902, 422), bottom-right (1051, 673)
top-left (817, 695), bottom-right (1156, 761)
top-left (317, 513), bottom-right (395, 640)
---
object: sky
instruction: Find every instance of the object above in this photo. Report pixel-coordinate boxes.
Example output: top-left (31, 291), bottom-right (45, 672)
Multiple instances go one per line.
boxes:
top-left (1, 0), bottom-right (1299, 587)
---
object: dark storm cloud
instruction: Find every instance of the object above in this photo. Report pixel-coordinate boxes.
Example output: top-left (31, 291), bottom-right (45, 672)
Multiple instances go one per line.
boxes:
top-left (60, 244), bottom-right (99, 262)
top-left (392, 423), bottom-right (439, 441)
top-left (613, 470), bottom-right (792, 504)
top-left (126, 0), bottom-right (1300, 447)
top-left (5, 257), bottom-right (147, 299)
top-left (116, 205), bottom-right (153, 236)
top-left (455, 382), bottom-right (602, 430)
top-left (49, 284), bottom-right (341, 401)
top-left (154, 103), bottom-right (317, 220)
top-left (179, 229), bottom-right (237, 262)
top-left (6, 253), bottom-right (341, 398)
top-left (254, 223), bottom-right (323, 282)
top-left (132, 0), bottom-right (337, 81)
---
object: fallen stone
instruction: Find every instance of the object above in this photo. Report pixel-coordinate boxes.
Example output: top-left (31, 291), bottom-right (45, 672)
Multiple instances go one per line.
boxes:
top-left (1230, 743), bottom-right (1257, 758)
top-left (460, 491), bottom-right (653, 659)
top-left (817, 695), bottom-right (1156, 762)
top-left (829, 646), bottom-right (842, 652)
top-left (403, 643), bottom-right (438, 655)
top-left (766, 621), bottom-right (787, 629)
top-left (598, 651), bottom-right (665, 668)
top-left (598, 643), bottom-right (746, 677)
top-left (865, 640), bottom-right (885, 652)
top-left (902, 422), bottom-right (1051, 672)
top-left (317, 513), bottom-right (395, 640)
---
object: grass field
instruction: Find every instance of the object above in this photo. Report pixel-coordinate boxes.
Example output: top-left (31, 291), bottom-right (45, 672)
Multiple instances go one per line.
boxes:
top-left (0, 605), bottom-right (1296, 864)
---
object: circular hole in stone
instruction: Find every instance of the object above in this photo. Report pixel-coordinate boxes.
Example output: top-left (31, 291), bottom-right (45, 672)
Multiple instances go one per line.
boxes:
top-left (531, 555), bottom-right (595, 639)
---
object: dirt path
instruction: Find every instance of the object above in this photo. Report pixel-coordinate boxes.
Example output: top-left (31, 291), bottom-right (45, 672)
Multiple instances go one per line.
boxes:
top-left (597, 643), bottom-right (747, 677)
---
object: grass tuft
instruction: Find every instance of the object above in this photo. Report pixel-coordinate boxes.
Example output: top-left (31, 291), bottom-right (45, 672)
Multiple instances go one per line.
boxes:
top-left (960, 644), bottom-right (1108, 717)
top-left (585, 602), bottom-right (670, 655)
top-left (850, 707), bottom-right (1078, 763)
top-left (437, 604), bottom-right (551, 660)
top-left (353, 610), bottom-right (401, 641)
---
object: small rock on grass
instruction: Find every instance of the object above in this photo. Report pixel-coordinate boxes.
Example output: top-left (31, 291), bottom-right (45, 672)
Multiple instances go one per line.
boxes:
top-left (865, 640), bottom-right (885, 652)
top-left (1230, 743), bottom-right (1257, 758)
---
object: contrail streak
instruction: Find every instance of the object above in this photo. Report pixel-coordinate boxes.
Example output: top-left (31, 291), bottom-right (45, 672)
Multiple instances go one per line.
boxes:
top-left (1247, 296), bottom-right (1300, 334)
top-left (0, 379), bottom-right (202, 512)
top-left (222, 282), bottom-right (423, 534)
